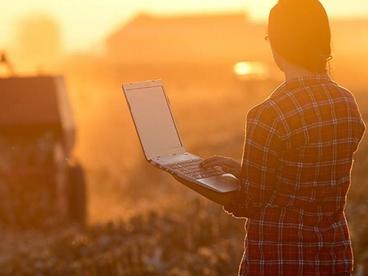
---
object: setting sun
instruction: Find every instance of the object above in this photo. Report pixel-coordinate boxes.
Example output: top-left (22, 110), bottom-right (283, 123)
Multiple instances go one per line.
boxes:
top-left (233, 61), bottom-right (268, 79)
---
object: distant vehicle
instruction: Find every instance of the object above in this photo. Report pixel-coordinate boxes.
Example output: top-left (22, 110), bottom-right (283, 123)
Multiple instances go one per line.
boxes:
top-left (0, 53), bottom-right (86, 227)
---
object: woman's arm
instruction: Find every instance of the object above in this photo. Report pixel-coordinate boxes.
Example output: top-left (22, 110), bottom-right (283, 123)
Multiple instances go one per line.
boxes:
top-left (201, 101), bottom-right (286, 218)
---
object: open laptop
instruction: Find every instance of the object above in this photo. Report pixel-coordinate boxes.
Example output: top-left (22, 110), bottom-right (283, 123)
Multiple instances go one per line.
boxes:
top-left (122, 80), bottom-right (240, 194)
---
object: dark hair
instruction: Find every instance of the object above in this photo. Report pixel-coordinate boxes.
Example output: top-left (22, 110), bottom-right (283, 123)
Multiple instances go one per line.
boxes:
top-left (268, 0), bottom-right (331, 73)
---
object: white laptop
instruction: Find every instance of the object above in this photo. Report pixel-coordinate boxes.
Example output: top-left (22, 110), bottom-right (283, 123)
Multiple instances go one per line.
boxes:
top-left (122, 80), bottom-right (240, 194)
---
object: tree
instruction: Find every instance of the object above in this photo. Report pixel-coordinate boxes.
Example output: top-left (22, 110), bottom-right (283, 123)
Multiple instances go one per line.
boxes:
top-left (12, 14), bottom-right (63, 73)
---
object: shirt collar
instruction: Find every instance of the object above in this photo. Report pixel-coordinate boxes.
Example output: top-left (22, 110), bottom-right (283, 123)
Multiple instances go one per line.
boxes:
top-left (272, 74), bottom-right (334, 97)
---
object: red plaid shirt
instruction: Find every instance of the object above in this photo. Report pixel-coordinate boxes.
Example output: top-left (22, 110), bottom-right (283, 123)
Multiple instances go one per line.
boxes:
top-left (232, 75), bottom-right (366, 275)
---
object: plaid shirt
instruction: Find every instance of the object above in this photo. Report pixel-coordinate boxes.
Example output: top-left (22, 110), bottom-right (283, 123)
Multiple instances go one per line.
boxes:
top-left (230, 75), bottom-right (366, 275)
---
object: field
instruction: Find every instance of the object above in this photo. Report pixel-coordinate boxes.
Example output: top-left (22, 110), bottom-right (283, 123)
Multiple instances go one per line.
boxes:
top-left (0, 16), bottom-right (368, 275)
top-left (0, 57), bottom-right (367, 275)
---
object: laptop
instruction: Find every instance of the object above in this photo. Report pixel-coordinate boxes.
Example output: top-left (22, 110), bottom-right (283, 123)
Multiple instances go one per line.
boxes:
top-left (122, 80), bottom-right (240, 196)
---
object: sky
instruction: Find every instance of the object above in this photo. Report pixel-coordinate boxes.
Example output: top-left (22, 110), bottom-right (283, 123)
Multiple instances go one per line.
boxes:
top-left (1, 0), bottom-right (368, 52)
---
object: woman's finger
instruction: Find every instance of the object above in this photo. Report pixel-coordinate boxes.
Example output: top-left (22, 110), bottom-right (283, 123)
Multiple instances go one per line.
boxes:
top-left (201, 160), bottom-right (223, 168)
top-left (201, 156), bottom-right (223, 163)
top-left (201, 157), bottom-right (228, 168)
top-left (200, 156), bottom-right (221, 166)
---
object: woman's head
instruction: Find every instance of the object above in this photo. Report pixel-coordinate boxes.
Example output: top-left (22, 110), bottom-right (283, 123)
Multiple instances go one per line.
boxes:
top-left (268, 0), bottom-right (331, 73)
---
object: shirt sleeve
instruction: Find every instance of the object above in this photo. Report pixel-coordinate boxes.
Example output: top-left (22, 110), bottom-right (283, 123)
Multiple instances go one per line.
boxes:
top-left (239, 101), bottom-right (286, 207)
top-left (351, 96), bottom-right (366, 153)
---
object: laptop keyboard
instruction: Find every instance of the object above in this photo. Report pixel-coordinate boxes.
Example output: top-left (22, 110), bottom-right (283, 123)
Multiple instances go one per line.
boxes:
top-left (166, 159), bottom-right (224, 179)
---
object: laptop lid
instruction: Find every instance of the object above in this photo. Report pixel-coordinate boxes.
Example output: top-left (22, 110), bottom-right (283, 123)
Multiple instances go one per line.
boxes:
top-left (123, 80), bottom-right (185, 161)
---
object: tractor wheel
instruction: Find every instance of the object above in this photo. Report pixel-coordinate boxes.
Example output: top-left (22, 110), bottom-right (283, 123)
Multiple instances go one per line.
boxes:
top-left (67, 161), bottom-right (87, 225)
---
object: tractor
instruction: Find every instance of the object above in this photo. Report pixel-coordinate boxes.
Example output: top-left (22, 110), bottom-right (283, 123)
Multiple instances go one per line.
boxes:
top-left (0, 52), bottom-right (86, 228)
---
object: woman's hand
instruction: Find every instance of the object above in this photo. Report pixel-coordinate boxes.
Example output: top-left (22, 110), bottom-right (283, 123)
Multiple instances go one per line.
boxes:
top-left (200, 156), bottom-right (241, 178)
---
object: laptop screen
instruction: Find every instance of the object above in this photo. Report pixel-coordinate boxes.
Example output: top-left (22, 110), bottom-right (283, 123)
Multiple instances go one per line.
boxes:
top-left (124, 84), bottom-right (183, 160)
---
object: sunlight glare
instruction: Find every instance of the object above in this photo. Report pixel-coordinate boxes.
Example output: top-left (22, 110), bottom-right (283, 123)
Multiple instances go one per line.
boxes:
top-left (233, 61), bottom-right (268, 80)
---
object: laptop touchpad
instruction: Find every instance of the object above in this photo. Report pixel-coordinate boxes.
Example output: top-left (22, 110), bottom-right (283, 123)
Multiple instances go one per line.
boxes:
top-left (198, 174), bottom-right (240, 193)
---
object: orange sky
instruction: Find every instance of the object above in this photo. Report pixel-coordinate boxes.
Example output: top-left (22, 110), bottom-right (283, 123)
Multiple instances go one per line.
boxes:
top-left (1, 0), bottom-right (368, 52)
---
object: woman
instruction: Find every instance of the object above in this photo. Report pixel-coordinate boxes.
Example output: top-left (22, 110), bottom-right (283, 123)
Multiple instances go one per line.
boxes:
top-left (201, 0), bottom-right (366, 275)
